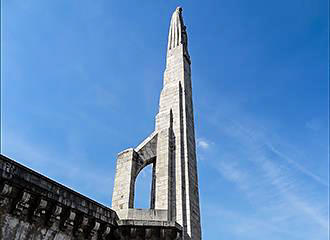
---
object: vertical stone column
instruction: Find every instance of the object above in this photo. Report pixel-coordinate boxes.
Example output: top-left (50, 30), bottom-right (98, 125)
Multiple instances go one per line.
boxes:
top-left (154, 110), bottom-right (176, 220)
top-left (154, 128), bottom-right (171, 211)
top-left (112, 149), bottom-right (138, 211)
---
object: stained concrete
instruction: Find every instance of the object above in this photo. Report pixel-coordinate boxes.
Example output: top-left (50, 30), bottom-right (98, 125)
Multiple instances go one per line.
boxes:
top-left (112, 7), bottom-right (202, 240)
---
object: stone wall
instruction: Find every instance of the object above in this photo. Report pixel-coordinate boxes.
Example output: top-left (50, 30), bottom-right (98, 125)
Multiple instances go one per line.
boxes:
top-left (0, 154), bottom-right (182, 240)
top-left (0, 154), bottom-right (118, 240)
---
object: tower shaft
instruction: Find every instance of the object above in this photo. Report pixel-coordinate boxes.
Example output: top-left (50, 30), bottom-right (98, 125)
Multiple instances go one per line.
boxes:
top-left (154, 7), bottom-right (201, 240)
top-left (112, 7), bottom-right (201, 240)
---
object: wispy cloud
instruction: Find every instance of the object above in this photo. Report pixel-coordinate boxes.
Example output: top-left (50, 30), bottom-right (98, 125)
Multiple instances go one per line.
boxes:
top-left (203, 109), bottom-right (329, 239)
top-left (215, 156), bottom-right (328, 238)
top-left (266, 142), bottom-right (328, 186)
top-left (218, 161), bottom-right (247, 184)
top-left (225, 119), bottom-right (328, 187)
top-left (203, 203), bottom-right (317, 240)
top-left (197, 138), bottom-right (211, 150)
top-left (3, 130), bottom-right (114, 206)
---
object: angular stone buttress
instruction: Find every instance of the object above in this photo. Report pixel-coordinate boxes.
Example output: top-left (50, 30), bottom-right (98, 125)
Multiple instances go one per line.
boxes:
top-left (112, 7), bottom-right (202, 240)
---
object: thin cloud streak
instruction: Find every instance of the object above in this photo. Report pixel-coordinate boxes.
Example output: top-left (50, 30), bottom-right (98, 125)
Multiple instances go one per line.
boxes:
top-left (230, 119), bottom-right (328, 187)
top-left (3, 130), bottom-right (113, 205)
top-left (203, 202), bottom-right (322, 239)
top-left (266, 142), bottom-right (328, 187)
top-left (209, 115), bottom-right (328, 235)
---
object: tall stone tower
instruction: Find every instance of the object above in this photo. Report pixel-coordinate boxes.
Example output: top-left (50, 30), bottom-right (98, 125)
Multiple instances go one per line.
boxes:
top-left (112, 7), bottom-right (202, 240)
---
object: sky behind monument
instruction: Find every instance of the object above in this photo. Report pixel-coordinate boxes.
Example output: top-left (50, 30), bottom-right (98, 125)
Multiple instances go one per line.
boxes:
top-left (2, 1), bottom-right (328, 240)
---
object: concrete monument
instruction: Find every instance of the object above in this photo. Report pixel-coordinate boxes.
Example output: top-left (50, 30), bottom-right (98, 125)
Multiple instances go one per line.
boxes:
top-left (112, 7), bottom-right (202, 240)
top-left (0, 7), bottom-right (201, 240)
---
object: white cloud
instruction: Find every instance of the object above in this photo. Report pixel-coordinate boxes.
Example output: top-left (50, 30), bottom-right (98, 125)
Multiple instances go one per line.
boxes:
top-left (204, 115), bottom-right (329, 238)
top-left (197, 138), bottom-right (211, 150)
top-left (218, 161), bottom-right (247, 183)
top-left (266, 142), bottom-right (328, 186)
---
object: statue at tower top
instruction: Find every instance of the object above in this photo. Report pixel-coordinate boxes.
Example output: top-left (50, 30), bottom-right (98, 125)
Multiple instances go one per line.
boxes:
top-left (168, 6), bottom-right (190, 61)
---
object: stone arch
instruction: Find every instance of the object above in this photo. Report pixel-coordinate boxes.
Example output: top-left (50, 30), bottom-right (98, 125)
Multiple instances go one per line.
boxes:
top-left (133, 157), bottom-right (156, 208)
top-left (135, 156), bottom-right (155, 177)
top-left (112, 132), bottom-right (158, 211)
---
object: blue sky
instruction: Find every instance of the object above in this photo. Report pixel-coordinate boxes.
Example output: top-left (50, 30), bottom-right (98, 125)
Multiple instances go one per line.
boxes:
top-left (2, 1), bottom-right (328, 239)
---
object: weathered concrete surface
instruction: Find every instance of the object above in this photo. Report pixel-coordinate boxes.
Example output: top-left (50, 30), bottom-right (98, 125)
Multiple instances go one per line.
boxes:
top-left (116, 209), bottom-right (168, 221)
top-left (116, 220), bottom-right (182, 240)
top-left (112, 7), bottom-right (202, 240)
top-left (0, 154), bottom-right (182, 240)
top-left (0, 154), bottom-right (118, 240)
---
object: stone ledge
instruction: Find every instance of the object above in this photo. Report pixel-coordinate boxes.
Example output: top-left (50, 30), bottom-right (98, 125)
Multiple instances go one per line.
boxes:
top-left (116, 219), bottom-right (182, 240)
top-left (0, 154), bottom-right (118, 238)
top-left (117, 148), bottom-right (135, 156)
top-left (117, 219), bottom-right (181, 229)
top-left (116, 208), bottom-right (168, 221)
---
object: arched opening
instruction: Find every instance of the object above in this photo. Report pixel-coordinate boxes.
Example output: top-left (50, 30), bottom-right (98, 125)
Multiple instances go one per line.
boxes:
top-left (134, 164), bottom-right (153, 208)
